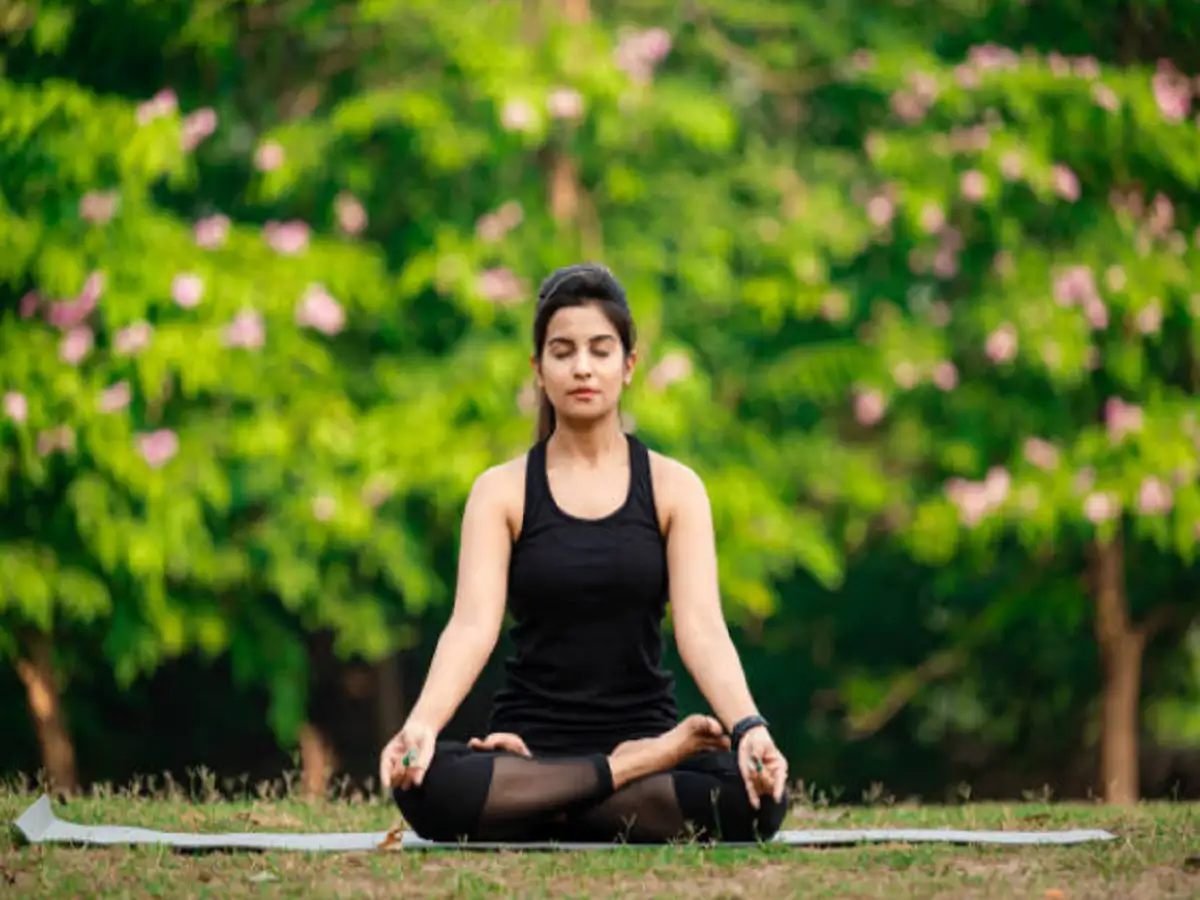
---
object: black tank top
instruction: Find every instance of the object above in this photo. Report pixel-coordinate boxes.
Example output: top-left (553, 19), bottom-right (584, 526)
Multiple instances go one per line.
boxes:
top-left (487, 434), bottom-right (678, 755)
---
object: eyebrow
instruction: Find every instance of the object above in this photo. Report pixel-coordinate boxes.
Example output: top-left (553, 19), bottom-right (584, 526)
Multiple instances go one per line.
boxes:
top-left (547, 334), bottom-right (617, 345)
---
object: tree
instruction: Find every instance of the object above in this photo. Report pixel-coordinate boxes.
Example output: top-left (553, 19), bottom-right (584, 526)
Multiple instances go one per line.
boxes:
top-left (812, 23), bottom-right (1200, 803)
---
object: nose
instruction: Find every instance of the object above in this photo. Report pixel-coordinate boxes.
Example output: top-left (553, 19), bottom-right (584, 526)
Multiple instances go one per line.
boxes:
top-left (571, 350), bottom-right (594, 378)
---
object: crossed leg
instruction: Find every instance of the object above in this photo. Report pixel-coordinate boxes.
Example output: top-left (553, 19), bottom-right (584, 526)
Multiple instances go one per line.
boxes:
top-left (393, 718), bottom-right (788, 844)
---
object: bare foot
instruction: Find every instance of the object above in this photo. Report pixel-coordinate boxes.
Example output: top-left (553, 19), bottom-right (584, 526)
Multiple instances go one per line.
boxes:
top-left (607, 715), bottom-right (729, 789)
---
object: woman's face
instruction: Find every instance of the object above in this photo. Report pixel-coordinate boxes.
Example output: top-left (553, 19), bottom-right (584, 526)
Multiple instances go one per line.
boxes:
top-left (534, 302), bottom-right (635, 427)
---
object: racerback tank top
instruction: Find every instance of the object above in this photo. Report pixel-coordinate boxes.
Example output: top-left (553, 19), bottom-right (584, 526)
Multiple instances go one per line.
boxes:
top-left (487, 434), bottom-right (679, 755)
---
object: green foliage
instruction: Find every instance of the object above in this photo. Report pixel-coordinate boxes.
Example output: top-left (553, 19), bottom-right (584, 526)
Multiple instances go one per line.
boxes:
top-left (2, 0), bottom-right (1199, 778)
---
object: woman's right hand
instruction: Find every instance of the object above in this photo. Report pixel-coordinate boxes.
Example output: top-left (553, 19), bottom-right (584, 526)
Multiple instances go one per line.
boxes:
top-left (379, 720), bottom-right (437, 792)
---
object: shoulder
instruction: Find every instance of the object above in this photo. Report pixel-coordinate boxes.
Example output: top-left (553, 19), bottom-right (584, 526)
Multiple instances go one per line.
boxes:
top-left (646, 448), bottom-right (711, 525)
top-left (468, 452), bottom-right (529, 536)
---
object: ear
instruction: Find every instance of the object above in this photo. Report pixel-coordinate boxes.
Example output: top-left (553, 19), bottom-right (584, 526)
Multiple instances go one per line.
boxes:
top-left (530, 353), bottom-right (543, 388)
top-left (623, 348), bottom-right (638, 385)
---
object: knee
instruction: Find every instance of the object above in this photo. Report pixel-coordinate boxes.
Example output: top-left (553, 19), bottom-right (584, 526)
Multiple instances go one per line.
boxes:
top-left (752, 792), bottom-right (788, 841)
top-left (392, 748), bottom-right (491, 842)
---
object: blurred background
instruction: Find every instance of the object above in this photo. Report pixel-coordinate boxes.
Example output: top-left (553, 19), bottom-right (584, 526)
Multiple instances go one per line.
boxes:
top-left (2, 0), bottom-right (1199, 808)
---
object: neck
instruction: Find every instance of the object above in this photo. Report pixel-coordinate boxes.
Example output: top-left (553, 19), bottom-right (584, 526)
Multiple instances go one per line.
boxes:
top-left (547, 415), bottom-right (626, 465)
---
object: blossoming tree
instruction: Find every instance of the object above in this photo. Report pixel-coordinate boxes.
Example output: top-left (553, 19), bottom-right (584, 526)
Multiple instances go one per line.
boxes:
top-left (822, 34), bottom-right (1200, 802)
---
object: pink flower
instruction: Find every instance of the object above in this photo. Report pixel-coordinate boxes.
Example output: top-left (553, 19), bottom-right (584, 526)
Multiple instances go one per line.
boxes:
top-left (3, 391), bottom-right (28, 423)
top-left (1105, 265), bottom-right (1127, 292)
top-left (171, 273), bottom-right (204, 308)
top-left (223, 310), bottom-right (265, 350)
top-left (335, 193), bottom-right (367, 236)
top-left (1051, 164), bottom-right (1080, 202)
top-left (1073, 56), bottom-right (1101, 79)
top-left (137, 88), bottom-right (178, 125)
top-left (1152, 61), bottom-right (1192, 122)
top-left (1074, 467), bottom-right (1096, 494)
top-left (476, 268), bottom-right (525, 305)
top-left (954, 64), bottom-right (980, 88)
top-left (79, 191), bottom-right (119, 224)
top-left (850, 49), bottom-right (874, 71)
top-left (194, 214), bottom-right (231, 249)
top-left (254, 140), bottom-right (285, 171)
top-left (113, 321), bottom-right (153, 356)
top-left (960, 170), bottom-right (987, 202)
top-left (892, 361), bottom-right (919, 389)
top-left (853, 389), bottom-right (886, 426)
top-left (1105, 397), bottom-right (1143, 442)
top-left (967, 44), bottom-right (1020, 70)
top-left (985, 323), bottom-right (1018, 363)
top-left (295, 284), bottom-right (346, 336)
top-left (614, 27), bottom-right (672, 83)
top-left (1023, 437), bottom-right (1059, 470)
top-left (181, 107), bottom-right (218, 151)
top-left (475, 200), bottom-right (524, 242)
top-left (1137, 477), bottom-right (1173, 515)
top-left (946, 469), bottom-right (1009, 526)
top-left (98, 381), bottom-right (131, 414)
top-left (1047, 52), bottom-right (1070, 77)
top-left (500, 99), bottom-right (537, 132)
top-left (920, 204), bottom-right (945, 234)
top-left (1083, 297), bottom-right (1109, 330)
top-left (138, 429), bottom-right (179, 468)
top-left (263, 220), bottom-right (309, 255)
top-left (1083, 491), bottom-right (1119, 524)
top-left (928, 301), bottom-right (951, 327)
top-left (46, 276), bottom-right (100, 330)
top-left (312, 495), bottom-right (336, 522)
top-left (36, 426), bottom-right (74, 457)
top-left (362, 478), bottom-right (392, 509)
top-left (932, 361), bottom-right (958, 390)
top-left (19, 291), bottom-right (38, 318)
top-left (59, 327), bottom-right (93, 365)
top-left (1052, 265), bottom-right (1098, 307)
top-left (1135, 300), bottom-right (1162, 335)
top-left (932, 248), bottom-right (959, 280)
top-left (648, 352), bottom-right (692, 390)
top-left (866, 193), bottom-right (895, 227)
top-left (547, 87), bottom-right (585, 120)
top-left (821, 291), bottom-right (850, 322)
top-left (1000, 152), bottom-right (1023, 181)
top-left (1092, 83), bottom-right (1120, 111)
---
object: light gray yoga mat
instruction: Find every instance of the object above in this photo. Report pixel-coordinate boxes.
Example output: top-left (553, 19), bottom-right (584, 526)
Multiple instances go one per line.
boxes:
top-left (12, 794), bottom-right (1118, 853)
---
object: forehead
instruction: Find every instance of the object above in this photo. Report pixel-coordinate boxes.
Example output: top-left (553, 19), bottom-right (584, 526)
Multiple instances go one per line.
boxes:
top-left (544, 303), bottom-right (619, 341)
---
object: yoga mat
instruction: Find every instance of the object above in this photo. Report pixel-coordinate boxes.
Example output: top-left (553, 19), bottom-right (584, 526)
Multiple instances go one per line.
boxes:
top-left (12, 795), bottom-right (1118, 853)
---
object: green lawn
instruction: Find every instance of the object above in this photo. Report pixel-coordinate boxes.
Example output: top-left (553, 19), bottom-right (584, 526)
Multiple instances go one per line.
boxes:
top-left (2, 777), bottom-right (1197, 898)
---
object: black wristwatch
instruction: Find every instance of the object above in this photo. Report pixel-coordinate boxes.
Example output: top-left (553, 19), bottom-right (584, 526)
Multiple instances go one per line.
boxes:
top-left (730, 714), bottom-right (770, 752)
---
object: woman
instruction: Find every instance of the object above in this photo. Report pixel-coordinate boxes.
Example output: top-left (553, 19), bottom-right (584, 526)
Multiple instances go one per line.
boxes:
top-left (378, 263), bottom-right (789, 844)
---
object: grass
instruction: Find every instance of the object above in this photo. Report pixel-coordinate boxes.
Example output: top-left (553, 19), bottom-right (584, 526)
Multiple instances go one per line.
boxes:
top-left (1, 773), bottom-right (1197, 898)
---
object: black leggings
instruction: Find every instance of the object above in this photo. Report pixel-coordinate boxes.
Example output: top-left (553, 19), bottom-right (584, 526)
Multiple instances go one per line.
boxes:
top-left (393, 740), bottom-right (788, 844)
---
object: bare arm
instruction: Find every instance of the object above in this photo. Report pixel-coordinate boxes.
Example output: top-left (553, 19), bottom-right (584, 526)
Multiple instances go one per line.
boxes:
top-left (405, 467), bottom-right (513, 733)
top-left (663, 462), bottom-right (761, 731)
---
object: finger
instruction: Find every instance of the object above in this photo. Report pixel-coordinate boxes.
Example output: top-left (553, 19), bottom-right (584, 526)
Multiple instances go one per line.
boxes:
top-left (739, 751), bottom-right (760, 810)
top-left (412, 742), bottom-right (435, 788)
top-left (397, 745), bottom-right (419, 790)
top-left (468, 737), bottom-right (485, 750)
top-left (503, 737), bottom-right (532, 757)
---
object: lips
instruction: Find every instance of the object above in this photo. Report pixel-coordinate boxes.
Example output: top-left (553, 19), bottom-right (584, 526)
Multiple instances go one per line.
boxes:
top-left (569, 389), bottom-right (598, 399)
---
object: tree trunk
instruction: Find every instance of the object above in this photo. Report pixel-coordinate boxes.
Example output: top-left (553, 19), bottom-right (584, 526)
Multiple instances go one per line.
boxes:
top-left (376, 653), bottom-right (405, 747)
top-left (1090, 534), bottom-right (1143, 805)
top-left (298, 722), bottom-right (335, 800)
top-left (15, 630), bottom-right (78, 795)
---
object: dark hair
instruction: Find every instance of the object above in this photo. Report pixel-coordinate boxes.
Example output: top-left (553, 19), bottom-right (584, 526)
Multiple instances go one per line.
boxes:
top-left (533, 263), bottom-right (636, 441)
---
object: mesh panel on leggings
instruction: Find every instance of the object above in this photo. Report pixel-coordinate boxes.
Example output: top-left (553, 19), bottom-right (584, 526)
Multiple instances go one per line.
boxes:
top-left (471, 753), bottom-right (614, 841)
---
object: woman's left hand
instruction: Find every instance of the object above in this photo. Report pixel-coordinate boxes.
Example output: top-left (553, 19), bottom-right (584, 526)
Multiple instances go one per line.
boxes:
top-left (737, 726), bottom-right (788, 809)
